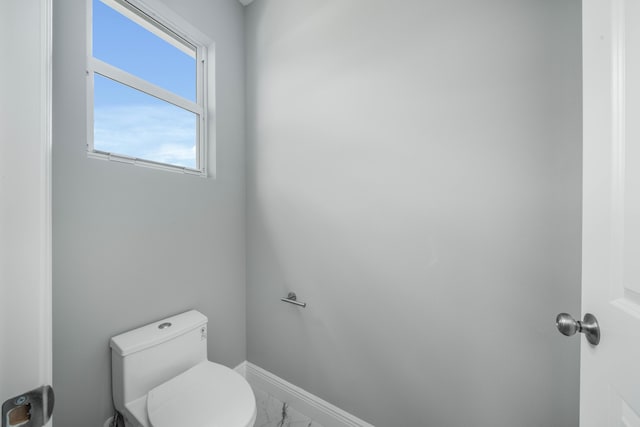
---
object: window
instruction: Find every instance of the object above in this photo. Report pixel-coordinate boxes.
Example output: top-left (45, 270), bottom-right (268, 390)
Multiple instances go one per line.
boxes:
top-left (88, 0), bottom-right (208, 175)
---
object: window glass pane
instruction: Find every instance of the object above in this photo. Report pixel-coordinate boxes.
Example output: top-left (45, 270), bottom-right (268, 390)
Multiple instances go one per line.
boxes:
top-left (94, 74), bottom-right (197, 169)
top-left (93, 0), bottom-right (196, 102)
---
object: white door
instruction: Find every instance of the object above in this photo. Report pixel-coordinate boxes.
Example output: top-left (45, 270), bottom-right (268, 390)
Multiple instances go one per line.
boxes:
top-left (581, 0), bottom-right (640, 425)
top-left (0, 0), bottom-right (53, 426)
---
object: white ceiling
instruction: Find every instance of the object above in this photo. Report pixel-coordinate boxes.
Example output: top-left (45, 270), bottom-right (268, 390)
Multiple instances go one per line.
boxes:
top-left (237, 0), bottom-right (254, 5)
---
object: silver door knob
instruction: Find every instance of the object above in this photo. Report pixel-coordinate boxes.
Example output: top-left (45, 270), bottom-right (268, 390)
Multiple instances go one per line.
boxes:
top-left (556, 313), bottom-right (600, 346)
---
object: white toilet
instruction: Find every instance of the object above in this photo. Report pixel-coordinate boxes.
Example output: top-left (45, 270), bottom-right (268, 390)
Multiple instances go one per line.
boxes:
top-left (110, 310), bottom-right (257, 427)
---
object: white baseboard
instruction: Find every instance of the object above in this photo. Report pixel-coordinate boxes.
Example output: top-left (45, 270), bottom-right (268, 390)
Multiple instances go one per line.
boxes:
top-left (233, 361), bottom-right (374, 427)
top-left (233, 360), bottom-right (248, 378)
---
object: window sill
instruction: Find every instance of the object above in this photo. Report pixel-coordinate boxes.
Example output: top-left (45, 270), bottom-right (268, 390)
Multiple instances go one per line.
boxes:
top-left (87, 150), bottom-right (206, 177)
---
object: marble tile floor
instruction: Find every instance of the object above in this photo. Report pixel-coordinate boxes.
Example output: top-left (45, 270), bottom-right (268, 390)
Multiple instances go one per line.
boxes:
top-left (252, 386), bottom-right (325, 427)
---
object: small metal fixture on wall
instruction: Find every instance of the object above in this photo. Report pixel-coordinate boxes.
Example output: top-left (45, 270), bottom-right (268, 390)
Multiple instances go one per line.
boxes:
top-left (280, 292), bottom-right (307, 308)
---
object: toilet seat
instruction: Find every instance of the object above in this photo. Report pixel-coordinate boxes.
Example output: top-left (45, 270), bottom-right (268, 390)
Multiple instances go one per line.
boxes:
top-left (146, 361), bottom-right (257, 427)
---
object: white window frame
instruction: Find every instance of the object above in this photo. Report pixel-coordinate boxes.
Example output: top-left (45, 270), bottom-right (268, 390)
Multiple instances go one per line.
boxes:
top-left (87, 0), bottom-right (211, 176)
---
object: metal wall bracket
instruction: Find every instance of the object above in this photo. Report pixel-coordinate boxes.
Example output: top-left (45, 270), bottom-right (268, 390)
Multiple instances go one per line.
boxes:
top-left (280, 292), bottom-right (307, 308)
top-left (2, 385), bottom-right (54, 427)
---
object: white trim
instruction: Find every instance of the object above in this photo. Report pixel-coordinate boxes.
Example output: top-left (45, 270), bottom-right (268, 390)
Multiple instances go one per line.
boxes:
top-left (610, 0), bottom-right (627, 302)
top-left (90, 59), bottom-right (203, 115)
top-left (241, 362), bottom-right (375, 427)
top-left (204, 43), bottom-right (215, 179)
top-left (40, 0), bottom-right (53, 424)
top-left (102, 0), bottom-right (195, 58)
top-left (233, 361), bottom-right (248, 378)
top-left (126, 0), bottom-right (213, 46)
top-left (86, 0), bottom-right (94, 162)
top-left (40, 0), bottom-right (53, 395)
top-left (87, 151), bottom-right (205, 176)
top-left (196, 42), bottom-right (208, 174)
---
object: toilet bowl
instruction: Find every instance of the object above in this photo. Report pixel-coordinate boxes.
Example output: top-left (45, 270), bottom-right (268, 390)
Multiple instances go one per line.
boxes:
top-left (110, 310), bottom-right (256, 427)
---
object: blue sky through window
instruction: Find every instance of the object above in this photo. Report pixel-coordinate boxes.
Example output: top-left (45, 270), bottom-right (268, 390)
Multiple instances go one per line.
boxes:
top-left (94, 75), bottom-right (197, 168)
top-left (92, 0), bottom-right (198, 169)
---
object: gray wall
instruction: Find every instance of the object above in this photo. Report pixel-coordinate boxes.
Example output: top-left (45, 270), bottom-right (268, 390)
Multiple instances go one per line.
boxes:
top-left (52, 0), bottom-right (245, 425)
top-left (245, 0), bottom-right (582, 426)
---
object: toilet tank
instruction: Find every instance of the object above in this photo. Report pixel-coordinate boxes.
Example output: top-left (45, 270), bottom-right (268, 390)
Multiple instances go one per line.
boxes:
top-left (111, 310), bottom-right (208, 413)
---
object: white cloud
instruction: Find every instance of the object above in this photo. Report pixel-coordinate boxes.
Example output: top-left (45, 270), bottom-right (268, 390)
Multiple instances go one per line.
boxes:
top-left (94, 103), bottom-right (197, 168)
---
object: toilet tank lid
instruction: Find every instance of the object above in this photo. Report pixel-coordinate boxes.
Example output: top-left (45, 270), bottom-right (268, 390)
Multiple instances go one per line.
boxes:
top-left (110, 310), bottom-right (207, 357)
